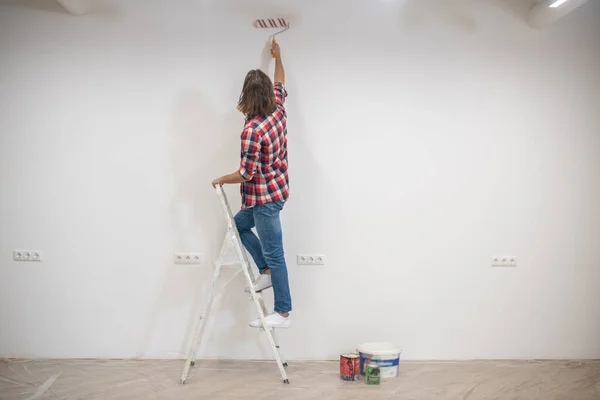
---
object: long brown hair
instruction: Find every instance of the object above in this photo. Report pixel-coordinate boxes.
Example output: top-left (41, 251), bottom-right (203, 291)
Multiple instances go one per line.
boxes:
top-left (237, 69), bottom-right (277, 118)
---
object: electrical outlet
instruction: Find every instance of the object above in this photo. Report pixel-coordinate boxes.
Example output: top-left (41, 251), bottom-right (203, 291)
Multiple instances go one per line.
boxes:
top-left (297, 254), bottom-right (325, 265)
top-left (13, 250), bottom-right (43, 262)
top-left (491, 256), bottom-right (516, 267)
top-left (174, 253), bottom-right (203, 265)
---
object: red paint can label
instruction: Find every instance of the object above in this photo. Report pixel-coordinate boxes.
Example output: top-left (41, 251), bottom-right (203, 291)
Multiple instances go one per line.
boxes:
top-left (340, 353), bottom-right (360, 381)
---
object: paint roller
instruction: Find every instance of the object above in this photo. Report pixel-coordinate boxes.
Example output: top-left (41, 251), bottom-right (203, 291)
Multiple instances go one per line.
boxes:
top-left (254, 18), bottom-right (289, 58)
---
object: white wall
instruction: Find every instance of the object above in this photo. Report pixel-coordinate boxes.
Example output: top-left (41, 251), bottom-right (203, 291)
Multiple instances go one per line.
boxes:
top-left (1, 0), bottom-right (599, 361)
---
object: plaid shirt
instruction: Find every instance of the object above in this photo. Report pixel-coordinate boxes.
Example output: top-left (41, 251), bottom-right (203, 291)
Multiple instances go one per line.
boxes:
top-left (238, 82), bottom-right (289, 209)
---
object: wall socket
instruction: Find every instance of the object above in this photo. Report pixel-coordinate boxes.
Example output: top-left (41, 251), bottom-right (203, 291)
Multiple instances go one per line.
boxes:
top-left (297, 254), bottom-right (325, 265)
top-left (14, 250), bottom-right (43, 262)
top-left (174, 253), bottom-right (203, 265)
top-left (491, 256), bottom-right (517, 267)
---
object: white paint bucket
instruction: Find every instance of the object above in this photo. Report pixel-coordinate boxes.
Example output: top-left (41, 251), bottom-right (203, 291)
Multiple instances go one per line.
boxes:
top-left (357, 342), bottom-right (402, 378)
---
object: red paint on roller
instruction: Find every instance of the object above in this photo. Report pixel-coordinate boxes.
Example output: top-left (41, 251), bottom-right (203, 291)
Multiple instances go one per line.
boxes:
top-left (255, 18), bottom-right (288, 28)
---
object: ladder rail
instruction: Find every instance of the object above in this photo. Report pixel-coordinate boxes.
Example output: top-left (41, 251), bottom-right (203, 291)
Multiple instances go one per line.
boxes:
top-left (187, 229), bottom-right (233, 367)
top-left (180, 263), bottom-right (221, 383)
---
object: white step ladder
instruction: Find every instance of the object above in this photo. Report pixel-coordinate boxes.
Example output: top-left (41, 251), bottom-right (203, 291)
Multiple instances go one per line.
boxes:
top-left (179, 185), bottom-right (289, 384)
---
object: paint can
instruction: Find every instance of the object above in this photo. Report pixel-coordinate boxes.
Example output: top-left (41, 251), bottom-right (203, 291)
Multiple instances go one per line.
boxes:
top-left (365, 362), bottom-right (381, 385)
top-left (358, 342), bottom-right (402, 378)
top-left (340, 353), bottom-right (360, 381)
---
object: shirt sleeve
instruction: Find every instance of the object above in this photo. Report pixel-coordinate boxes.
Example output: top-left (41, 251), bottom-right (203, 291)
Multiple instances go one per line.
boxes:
top-left (238, 126), bottom-right (261, 181)
top-left (274, 82), bottom-right (288, 107)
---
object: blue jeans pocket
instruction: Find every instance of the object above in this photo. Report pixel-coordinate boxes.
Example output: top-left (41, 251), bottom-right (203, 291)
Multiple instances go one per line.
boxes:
top-left (259, 201), bottom-right (284, 217)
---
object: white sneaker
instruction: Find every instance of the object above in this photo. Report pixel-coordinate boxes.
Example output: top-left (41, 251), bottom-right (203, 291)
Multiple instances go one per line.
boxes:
top-left (244, 274), bottom-right (272, 293)
top-left (249, 313), bottom-right (291, 329)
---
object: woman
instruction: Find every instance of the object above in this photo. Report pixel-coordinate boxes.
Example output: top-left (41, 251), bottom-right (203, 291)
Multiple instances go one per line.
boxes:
top-left (212, 43), bottom-right (292, 328)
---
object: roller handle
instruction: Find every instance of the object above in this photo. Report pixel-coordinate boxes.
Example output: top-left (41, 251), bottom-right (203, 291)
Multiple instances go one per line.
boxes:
top-left (271, 38), bottom-right (276, 58)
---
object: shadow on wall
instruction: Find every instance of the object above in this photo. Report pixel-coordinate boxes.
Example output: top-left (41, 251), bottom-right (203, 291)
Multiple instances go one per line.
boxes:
top-left (168, 89), bottom-right (240, 259)
top-left (170, 90), bottom-right (239, 357)
top-left (140, 87), bottom-right (270, 358)
top-left (0, 0), bottom-right (118, 17)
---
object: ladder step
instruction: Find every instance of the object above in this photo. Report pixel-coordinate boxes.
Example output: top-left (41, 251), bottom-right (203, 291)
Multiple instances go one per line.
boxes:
top-left (219, 262), bottom-right (241, 267)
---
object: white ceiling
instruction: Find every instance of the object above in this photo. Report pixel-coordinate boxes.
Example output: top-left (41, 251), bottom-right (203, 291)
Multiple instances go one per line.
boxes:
top-left (53, 0), bottom-right (589, 29)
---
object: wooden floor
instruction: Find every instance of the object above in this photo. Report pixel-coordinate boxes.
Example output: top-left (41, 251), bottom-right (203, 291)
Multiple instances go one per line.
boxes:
top-left (1, 359), bottom-right (599, 400)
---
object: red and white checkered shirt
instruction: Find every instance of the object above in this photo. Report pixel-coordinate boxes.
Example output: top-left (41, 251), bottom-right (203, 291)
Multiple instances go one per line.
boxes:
top-left (238, 82), bottom-right (289, 209)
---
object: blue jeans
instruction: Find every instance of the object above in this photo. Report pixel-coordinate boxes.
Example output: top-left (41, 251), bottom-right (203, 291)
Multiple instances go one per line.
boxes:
top-left (234, 201), bottom-right (292, 314)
